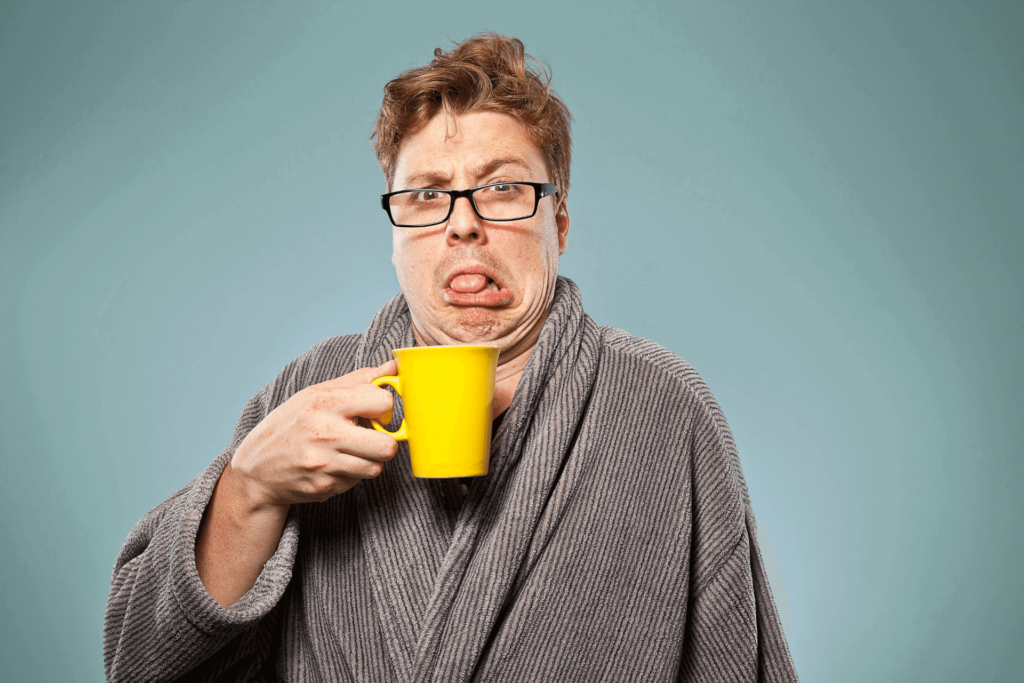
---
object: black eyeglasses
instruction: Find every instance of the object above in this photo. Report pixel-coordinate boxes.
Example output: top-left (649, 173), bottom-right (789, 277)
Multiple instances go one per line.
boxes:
top-left (381, 182), bottom-right (558, 228)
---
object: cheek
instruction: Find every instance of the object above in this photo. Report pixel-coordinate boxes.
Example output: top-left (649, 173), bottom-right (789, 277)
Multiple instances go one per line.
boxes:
top-left (508, 236), bottom-right (558, 286)
top-left (391, 230), bottom-right (404, 269)
top-left (391, 233), bottom-right (415, 271)
top-left (529, 224), bottom-right (562, 274)
top-left (392, 236), bottom-right (436, 290)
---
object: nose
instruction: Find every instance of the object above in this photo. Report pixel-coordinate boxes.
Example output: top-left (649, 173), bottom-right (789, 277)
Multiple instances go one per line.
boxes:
top-left (445, 195), bottom-right (486, 245)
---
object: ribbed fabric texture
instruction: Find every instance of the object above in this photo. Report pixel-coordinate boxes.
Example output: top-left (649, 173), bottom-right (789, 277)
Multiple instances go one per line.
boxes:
top-left (105, 277), bottom-right (799, 682)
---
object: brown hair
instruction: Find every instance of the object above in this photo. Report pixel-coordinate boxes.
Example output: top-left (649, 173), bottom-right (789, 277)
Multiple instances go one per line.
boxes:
top-left (371, 32), bottom-right (573, 198)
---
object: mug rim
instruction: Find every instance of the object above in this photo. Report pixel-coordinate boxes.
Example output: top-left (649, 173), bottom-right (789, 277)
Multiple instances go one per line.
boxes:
top-left (392, 344), bottom-right (500, 353)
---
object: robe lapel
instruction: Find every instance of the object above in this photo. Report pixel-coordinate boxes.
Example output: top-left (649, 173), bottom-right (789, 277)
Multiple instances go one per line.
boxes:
top-left (406, 280), bottom-right (604, 682)
top-left (354, 451), bottom-right (457, 680)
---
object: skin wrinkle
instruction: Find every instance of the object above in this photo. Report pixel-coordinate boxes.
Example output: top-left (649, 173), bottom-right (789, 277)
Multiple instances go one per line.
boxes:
top-left (402, 155), bottom-right (531, 191)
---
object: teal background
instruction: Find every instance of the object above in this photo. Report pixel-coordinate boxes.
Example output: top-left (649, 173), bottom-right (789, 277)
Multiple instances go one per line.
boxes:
top-left (1, 1), bottom-right (1021, 680)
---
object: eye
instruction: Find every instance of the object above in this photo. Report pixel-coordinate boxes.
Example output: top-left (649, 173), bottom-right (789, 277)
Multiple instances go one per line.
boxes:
top-left (481, 183), bottom-right (525, 197)
top-left (412, 190), bottom-right (446, 202)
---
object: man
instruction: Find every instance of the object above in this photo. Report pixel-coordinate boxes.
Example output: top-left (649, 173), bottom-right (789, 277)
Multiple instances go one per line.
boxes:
top-left (105, 33), bottom-right (798, 682)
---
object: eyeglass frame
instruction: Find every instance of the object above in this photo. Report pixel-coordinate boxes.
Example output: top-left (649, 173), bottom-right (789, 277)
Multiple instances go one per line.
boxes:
top-left (380, 182), bottom-right (558, 228)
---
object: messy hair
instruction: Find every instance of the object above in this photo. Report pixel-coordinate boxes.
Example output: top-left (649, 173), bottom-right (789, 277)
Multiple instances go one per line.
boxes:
top-left (371, 32), bottom-right (573, 198)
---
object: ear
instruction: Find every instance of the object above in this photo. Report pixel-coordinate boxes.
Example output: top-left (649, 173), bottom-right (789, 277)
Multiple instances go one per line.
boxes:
top-left (556, 197), bottom-right (570, 255)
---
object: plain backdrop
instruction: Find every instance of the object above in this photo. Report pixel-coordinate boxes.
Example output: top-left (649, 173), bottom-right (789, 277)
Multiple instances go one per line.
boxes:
top-left (1, 1), bottom-right (1021, 680)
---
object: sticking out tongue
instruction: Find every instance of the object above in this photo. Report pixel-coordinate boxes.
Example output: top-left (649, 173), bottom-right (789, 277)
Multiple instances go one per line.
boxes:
top-left (450, 273), bottom-right (489, 293)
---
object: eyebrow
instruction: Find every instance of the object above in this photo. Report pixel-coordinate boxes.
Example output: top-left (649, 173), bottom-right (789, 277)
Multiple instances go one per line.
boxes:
top-left (400, 156), bottom-right (532, 189)
top-left (472, 156), bottom-right (530, 180)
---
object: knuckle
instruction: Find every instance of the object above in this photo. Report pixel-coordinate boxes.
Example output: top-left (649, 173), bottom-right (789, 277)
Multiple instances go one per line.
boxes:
top-left (374, 396), bottom-right (395, 414)
top-left (300, 451), bottom-right (327, 471)
top-left (338, 386), bottom-right (360, 407)
top-left (301, 477), bottom-right (331, 500)
top-left (364, 461), bottom-right (384, 478)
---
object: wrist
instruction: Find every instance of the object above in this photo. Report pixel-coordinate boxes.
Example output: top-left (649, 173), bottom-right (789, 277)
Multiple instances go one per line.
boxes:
top-left (218, 456), bottom-right (289, 521)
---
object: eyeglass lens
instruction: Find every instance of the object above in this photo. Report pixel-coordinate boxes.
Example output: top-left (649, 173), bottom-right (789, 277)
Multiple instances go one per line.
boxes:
top-left (388, 184), bottom-right (536, 227)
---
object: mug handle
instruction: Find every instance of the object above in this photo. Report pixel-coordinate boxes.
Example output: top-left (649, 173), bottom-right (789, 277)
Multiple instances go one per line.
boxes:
top-left (370, 375), bottom-right (407, 441)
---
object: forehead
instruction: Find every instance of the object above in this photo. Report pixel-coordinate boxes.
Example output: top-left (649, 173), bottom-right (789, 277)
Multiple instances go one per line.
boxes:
top-left (392, 111), bottom-right (547, 187)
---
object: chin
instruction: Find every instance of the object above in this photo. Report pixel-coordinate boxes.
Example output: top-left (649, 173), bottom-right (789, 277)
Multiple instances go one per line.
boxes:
top-left (444, 308), bottom-right (509, 343)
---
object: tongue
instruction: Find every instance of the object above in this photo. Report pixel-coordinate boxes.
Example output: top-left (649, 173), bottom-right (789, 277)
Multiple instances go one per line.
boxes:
top-left (450, 273), bottom-right (489, 293)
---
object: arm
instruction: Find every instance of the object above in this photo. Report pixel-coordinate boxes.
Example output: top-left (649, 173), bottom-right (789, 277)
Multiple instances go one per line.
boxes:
top-left (676, 407), bottom-right (798, 682)
top-left (195, 361), bottom-right (398, 608)
top-left (104, 353), bottom-right (398, 681)
top-left (103, 452), bottom-right (297, 683)
top-left (676, 510), bottom-right (798, 682)
top-left (597, 330), bottom-right (798, 681)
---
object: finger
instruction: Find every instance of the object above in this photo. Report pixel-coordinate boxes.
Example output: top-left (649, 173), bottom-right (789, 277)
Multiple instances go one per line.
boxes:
top-left (375, 392), bottom-right (394, 426)
top-left (294, 470), bottom-right (364, 503)
top-left (318, 417), bottom-right (399, 462)
top-left (326, 360), bottom-right (398, 389)
top-left (322, 450), bottom-right (390, 481)
top-left (356, 361), bottom-right (397, 423)
top-left (336, 383), bottom-right (395, 420)
top-left (303, 383), bottom-right (394, 422)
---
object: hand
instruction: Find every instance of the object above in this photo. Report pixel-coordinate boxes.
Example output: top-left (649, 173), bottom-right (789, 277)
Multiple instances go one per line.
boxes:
top-left (226, 360), bottom-right (400, 513)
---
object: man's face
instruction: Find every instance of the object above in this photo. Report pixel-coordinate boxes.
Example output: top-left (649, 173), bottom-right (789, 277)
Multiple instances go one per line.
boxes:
top-left (390, 111), bottom-right (569, 357)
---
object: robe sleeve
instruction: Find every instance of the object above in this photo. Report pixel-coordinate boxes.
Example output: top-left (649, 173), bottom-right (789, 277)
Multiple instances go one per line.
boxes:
top-left (103, 353), bottom-right (313, 682)
top-left (676, 509), bottom-right (799, 682)
top-left (676, 381), bottom-right (799, 682)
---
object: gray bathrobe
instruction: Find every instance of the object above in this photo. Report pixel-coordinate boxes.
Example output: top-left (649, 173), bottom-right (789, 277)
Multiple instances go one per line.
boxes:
top-left (105, 277), bottom-right (799, 682)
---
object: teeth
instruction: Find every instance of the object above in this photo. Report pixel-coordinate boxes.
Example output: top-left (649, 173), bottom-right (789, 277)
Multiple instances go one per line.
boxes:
top-left (486, 279), bottom-right (499, 291)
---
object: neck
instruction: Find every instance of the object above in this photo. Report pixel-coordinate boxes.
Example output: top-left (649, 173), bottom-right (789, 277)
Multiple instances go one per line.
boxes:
top-left (492, 342), bottom-right (533, 417)
top-left (408, 315), bottom-right (546, 419)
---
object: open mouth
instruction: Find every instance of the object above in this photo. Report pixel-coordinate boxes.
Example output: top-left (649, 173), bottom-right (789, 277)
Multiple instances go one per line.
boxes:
top-left (443, 268), bottom-right (513, 307)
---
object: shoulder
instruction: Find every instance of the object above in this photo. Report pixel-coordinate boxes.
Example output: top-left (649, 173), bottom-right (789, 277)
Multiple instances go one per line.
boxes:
top-left (600, 327), bottom-right (719, 411)
top-left (247, 333), bottom-right (364, 416)
top-left (598, 326), bottom-right (738, 457)
top-left (290, 333), bottom-right (364, 382)
top-left (297, 333), bottom-right (364, 382)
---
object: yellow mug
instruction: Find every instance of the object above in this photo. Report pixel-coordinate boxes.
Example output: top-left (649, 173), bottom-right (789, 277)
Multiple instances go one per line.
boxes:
top-left (370, 345), bottom-right (499, 478)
